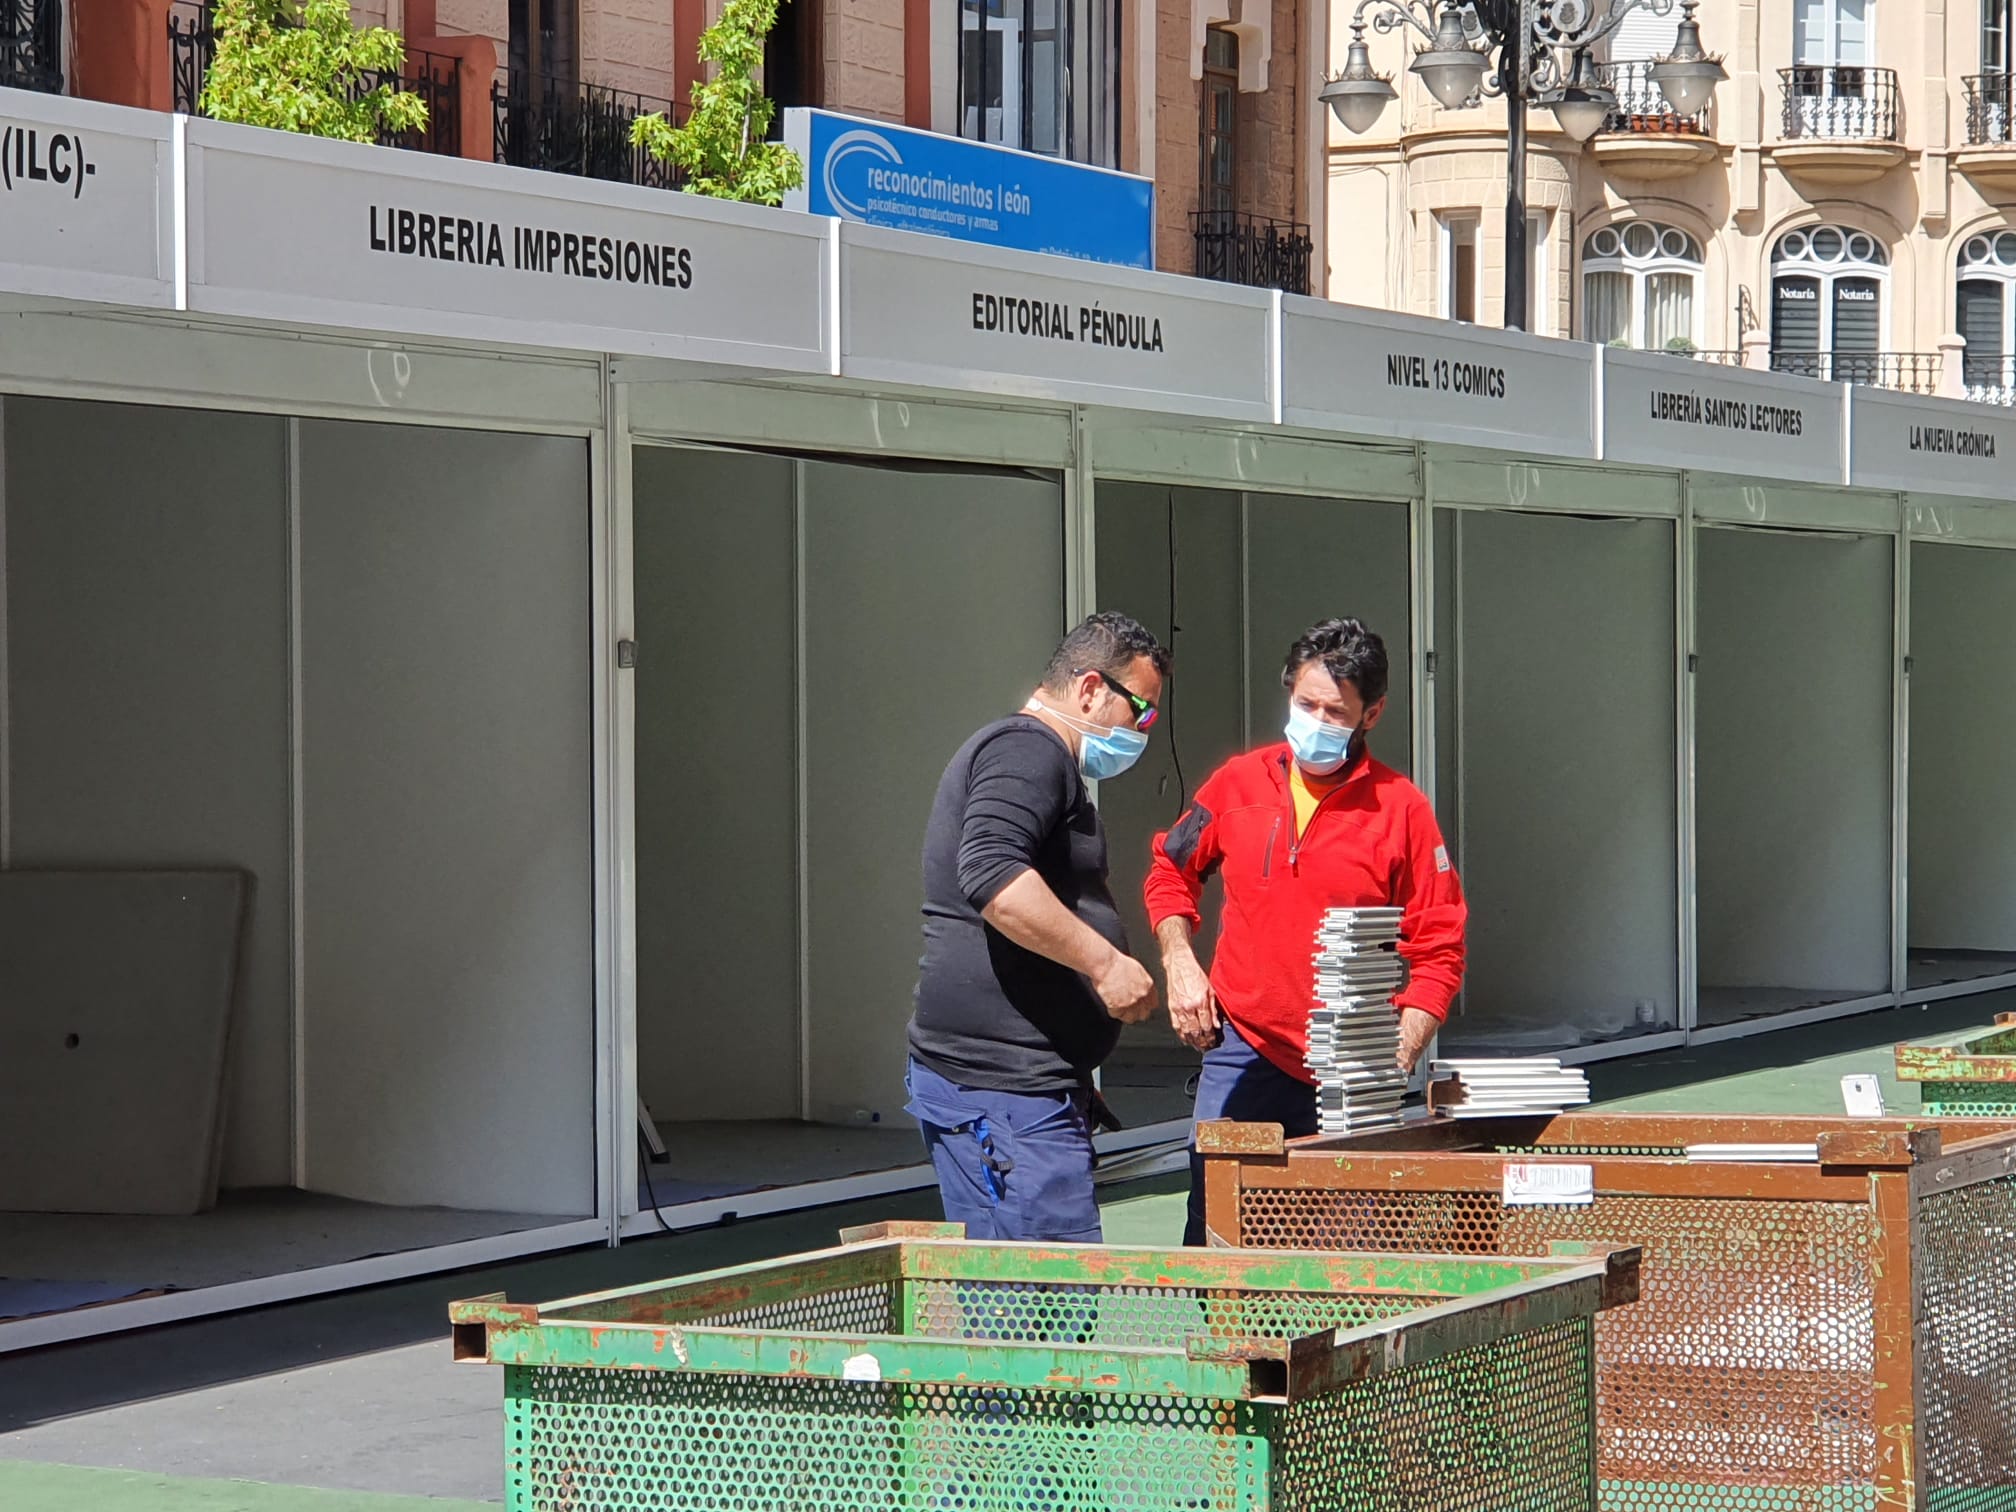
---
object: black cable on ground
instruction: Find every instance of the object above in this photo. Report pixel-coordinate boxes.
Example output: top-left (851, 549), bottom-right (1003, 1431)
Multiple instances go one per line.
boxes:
top-left (637, 1128), bottom-right (673, 1234)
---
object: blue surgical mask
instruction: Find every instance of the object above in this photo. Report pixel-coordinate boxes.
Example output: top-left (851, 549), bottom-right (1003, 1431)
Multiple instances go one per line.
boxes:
top-left (1286, 702), bottom-right (1353, 776)
top-left (1029, 700), bottom-right (1150, 781)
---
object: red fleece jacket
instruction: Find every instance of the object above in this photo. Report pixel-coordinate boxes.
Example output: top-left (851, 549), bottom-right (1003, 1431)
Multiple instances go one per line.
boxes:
top-left (1144, 744), bottom-right (1467, 1084)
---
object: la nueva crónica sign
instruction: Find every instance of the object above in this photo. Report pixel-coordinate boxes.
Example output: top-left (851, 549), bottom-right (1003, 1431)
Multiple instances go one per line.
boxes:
top-left (783, 108), bottom-right (1153, 270)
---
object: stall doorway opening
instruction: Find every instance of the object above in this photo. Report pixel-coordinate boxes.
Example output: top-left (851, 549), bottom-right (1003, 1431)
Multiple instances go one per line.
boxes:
top-left (629, 444), bottom-right (1066, 1212)
top-left (0, 398), bottom-right (598, 1336)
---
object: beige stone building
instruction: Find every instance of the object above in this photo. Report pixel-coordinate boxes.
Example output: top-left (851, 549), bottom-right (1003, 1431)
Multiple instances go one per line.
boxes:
top-left (1324, 0), bottom-right (2016, 401)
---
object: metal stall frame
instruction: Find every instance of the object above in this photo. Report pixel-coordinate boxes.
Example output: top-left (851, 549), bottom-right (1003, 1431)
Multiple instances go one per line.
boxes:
top-left (0, 308), bottom-right (621, 1353)
top-left (1419, 450), bottom-right (1690, 1068)
top-left (609, 375), bottom-right (1202, 1241)
top-left (1683, 476), bottom-right (1908, 1048)
top-left (1896, 492), bottom-right (2016, 1009)
top-left (1201, 1113), bottom-right (2016, 1512)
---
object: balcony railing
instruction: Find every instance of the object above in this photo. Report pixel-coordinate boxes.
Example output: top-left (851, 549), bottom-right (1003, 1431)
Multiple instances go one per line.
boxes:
top-left (169, 2), bottom-right (461, 156)
top-left (1, 0), bottom-right (62, 93)
top-left (1596, 59), bottom-right (1709, 135)
top-left (1779, 64), bottom-right (1900, 142)
top-left (1191, 211), bottom-right (1313, 297)
top-left (1963, 352), bottom-right (2016, 406)
top-left (492, 72), bottom-right (680, 191)
top-left (1770, 349), bottom-right (1940, 393)
top-left (1966, 73), bottom-right (2015, 146)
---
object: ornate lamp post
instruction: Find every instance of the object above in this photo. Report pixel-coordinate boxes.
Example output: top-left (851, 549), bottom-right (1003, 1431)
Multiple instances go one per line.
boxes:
top-left (1322, 0), bottom-right (1724, 331)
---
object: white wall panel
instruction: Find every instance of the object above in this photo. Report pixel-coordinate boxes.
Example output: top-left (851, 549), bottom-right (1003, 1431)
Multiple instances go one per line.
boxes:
top-left (1908, 543), bottom-right (2016, 950)
top-left (1696, 527), bottom-right (1892, 996)
top-left (800, 460), bottom-right (1065, 1126)
top-left (3, 397), bottom-right (293, 1188)
top-left (299, 421), bottom-right (594, 1215)
top-left (631, 446), bottom-right (801, 1122)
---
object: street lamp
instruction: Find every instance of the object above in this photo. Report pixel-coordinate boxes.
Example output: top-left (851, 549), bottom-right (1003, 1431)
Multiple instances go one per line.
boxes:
top-left (1322, 0), bottom-right (1725, 332)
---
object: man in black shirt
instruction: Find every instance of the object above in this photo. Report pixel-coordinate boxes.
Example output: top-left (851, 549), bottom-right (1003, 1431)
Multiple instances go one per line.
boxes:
top-left (906, 611), bottom-right (1170, 1242)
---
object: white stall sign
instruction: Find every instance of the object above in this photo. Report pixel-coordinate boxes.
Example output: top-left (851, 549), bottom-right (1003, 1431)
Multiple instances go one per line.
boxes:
top-left (1849, 387), bottom-right (2016, 502)
top-left (839, 222), bottom-right (1275, 420)
top-left (185, 118), bottom-right (831, 372)
top-left (0, 93), bottom-right (174, 309)
top-left (1603, 349), bottom-right (1845, 485)
top-left (1282, 297), bottom-right (1596, 459)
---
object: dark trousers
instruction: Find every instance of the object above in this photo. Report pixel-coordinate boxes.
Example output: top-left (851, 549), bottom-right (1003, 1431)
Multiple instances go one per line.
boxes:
top-left (905, 1058), bottom-right (1103, 1243)
top-left (1185, 1021), bottom-right (1317, 1245)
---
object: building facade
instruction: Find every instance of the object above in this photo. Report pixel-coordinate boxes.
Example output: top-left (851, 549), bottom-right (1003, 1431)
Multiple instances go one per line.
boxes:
top-left (22, 0), bottom-right (1327, 291)
top-left (1325, 0), bottom-right (2016, 401)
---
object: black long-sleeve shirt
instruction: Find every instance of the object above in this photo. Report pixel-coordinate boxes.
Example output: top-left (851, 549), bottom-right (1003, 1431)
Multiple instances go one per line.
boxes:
top-left (907, 715), bottom-right (1128, 1091)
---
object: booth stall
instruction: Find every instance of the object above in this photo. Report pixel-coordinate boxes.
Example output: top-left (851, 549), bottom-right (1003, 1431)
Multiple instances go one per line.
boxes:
top-left (4, 84), bottom-right (2014, 1348)
top-left (1853, 392), bottom-right (2016, 1004)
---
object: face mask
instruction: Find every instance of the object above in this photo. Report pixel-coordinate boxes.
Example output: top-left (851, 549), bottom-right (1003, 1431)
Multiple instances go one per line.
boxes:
top-left (1286, 702), bottom-right (1353, 776)
top-left (1029, 700), bottom-right (1151, 781)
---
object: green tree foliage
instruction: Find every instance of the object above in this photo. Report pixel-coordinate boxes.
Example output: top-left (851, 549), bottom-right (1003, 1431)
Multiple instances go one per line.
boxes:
top-left (632, 0), bottom-right (804, 205)
top-left (200, 0), bottom-right (430, 144)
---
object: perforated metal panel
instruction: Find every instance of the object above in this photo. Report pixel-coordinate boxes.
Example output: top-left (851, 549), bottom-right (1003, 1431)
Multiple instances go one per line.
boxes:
top-left (491, 1262), bottom-right (1608, 1512)
top-left (1234, 1182), bottom-right (1883, 1511)
top-left (505, 1369), bottom-right (1255, 1512)
top-left (1269, 1317), bottom-right (1597, 1512)
top-left (1238, 1186), bottom-right (1504, 1253)
top-left (1506, 1197), bottom-right (1878, 1507)
top-left (1921, 1084), bottom-right (2016, 1119)
top-left (908, 1279), bottom-right (1425, 1347)
top-left (695, 1281), bottom-right (899, 1335)
top-left (1919, 1174), bottom-right (2016, 1509)
top-left (503, 1327), bottom-right (1600, 1512)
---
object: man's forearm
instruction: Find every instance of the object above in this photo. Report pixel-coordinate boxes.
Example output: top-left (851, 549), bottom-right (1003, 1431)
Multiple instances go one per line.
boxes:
top-left (1155, 916), bottom-right (1197, 964)
top-left (982, 869), bottom-right (1122, 978)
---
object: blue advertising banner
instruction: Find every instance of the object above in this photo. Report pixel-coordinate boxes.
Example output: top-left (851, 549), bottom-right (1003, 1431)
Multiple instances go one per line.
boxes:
top-left (783, 108), bottom-right (1153, 270)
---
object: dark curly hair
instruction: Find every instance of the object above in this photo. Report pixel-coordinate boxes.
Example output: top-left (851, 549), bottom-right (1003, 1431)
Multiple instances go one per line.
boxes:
top-left (1042, 610), bottom-right (1173, 692)
top-left (1282, 618), bottom-right (1388, 706)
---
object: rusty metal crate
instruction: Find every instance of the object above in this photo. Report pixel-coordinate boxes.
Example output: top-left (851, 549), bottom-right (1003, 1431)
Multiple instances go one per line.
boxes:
top-left (451, 1218), bottom-right (1639, 1511)
top-left (1199, 1112), bottom-right (2016, 1512)
top-left (1897, 1012), bottom-right (2016, 1117)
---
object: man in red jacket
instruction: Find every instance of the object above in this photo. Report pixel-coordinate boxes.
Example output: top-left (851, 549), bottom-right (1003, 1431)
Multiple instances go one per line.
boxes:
top-left (1145, 616), bottom-right (1466, 1244)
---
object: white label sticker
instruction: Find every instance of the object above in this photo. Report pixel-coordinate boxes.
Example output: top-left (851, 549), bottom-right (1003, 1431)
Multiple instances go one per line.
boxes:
top-left (1433, 844), bottom-right (1451, 873)
top-left (1503, 1161), bottom-right (1595, 1207)
top-left (841, 1352), bottom-right (883, 1382)
top-left (1841, 1074), bottom-right (1887, 1119)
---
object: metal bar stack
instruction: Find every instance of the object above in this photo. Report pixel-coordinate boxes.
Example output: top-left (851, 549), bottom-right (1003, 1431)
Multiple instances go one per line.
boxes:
top-left (1306, 906), bottom-right (1408, 1134)
top-left (1430, 1057), bottom-right (1591, 1118)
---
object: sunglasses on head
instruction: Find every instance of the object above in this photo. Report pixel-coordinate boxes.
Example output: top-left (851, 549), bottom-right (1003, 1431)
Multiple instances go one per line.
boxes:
top-left (1080, 668), bottom-right (1159, 730)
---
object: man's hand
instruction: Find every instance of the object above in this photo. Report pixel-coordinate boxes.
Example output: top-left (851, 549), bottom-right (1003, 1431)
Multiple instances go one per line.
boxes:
top-left (1396, 1006), bottom-right (1439, 1073)
top-left (1163, 944), bottom-right (1222, 1050)
top-left (1092, 951), bottom-right (1159, 1024)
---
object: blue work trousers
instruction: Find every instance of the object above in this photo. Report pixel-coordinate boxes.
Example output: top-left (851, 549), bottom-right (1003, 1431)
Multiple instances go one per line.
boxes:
top-left (1185, 1021), bottom-right (1318, 1245)
top-left (905, 1058), bottom-right (1102, 1243)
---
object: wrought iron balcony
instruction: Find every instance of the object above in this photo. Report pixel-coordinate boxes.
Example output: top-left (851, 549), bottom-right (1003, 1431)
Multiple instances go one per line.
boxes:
top-left (492, 72), bottom-right (680, 191)
top-left (1, 0), bottom-right (63, 94)
top-left (1191, 211), bottom-right (1313, 297)
top-left (1779, 65), bottom-right (1899, 142)
top-left (1967, 74), bottom-right (2016, 146)
top-left (1769, 349), bottom-right (1939, 394)
top-left (168, 2), bottom-right (461, 155)
top-left (1595, 60), bottom-right (1709, 135)
top-left (1963, 351), bottom-right (2016, 406)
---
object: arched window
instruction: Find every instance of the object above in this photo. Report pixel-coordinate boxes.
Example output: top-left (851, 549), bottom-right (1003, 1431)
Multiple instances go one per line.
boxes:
top-left (1582, 223), bottom-right (1702, 351)
top-left (1771, 226), bottom-right (1888, 381)
top-left (1957, 229), bottom-right (2016, 400)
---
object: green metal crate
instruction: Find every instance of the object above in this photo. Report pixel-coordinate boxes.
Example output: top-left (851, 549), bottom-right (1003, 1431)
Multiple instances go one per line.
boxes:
top-left (1896, 1012), bottom-right (2016, 1115)
top-left (451, 1220), bottom-right (1639, 1512)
